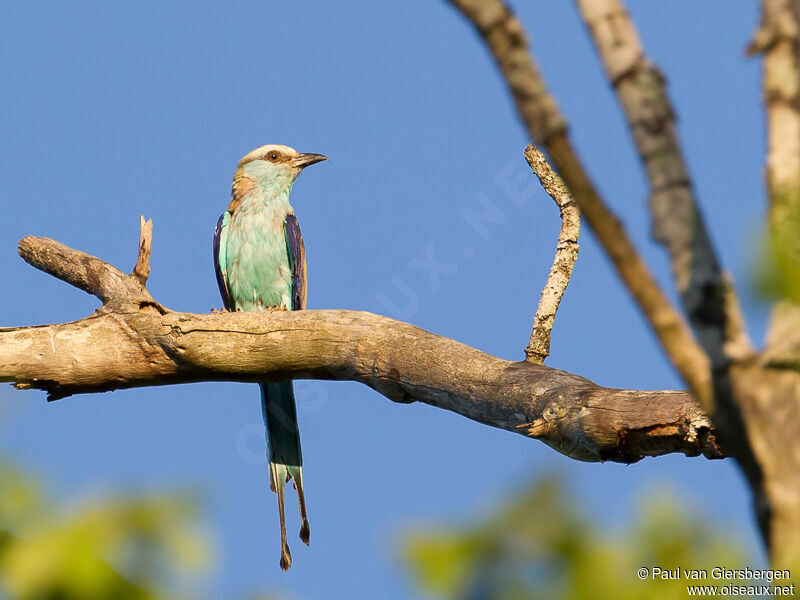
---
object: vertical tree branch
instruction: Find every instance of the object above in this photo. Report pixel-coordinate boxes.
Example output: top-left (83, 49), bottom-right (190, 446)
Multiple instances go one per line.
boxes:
top-left (750, 0), bottom-right (800, 358)
top-left (746, 0), bottom-right (800, 568)
top-left (751, 0), bottom-right (800, 225)
top-left (524, 145), bottom-right (580, 364)
top-left (445, 0), bottom-right (714, 411)
top-left (576, 0), bottom-right (753, 365)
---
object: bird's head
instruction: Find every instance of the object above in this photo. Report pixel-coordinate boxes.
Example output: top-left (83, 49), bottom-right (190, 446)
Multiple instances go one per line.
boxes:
top-left (237, 144), bottom-right (327, 193)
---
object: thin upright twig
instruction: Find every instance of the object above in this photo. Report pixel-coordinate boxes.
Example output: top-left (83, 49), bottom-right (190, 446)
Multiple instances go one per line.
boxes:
top-left (132, 215), bottom-right (153, 284)
top-left (524, 145), bottom-right (580, 364)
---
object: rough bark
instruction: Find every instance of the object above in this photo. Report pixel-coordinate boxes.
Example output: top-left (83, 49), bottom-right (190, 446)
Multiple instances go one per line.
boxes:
top-left (0, 234), bottom-right (722, 465)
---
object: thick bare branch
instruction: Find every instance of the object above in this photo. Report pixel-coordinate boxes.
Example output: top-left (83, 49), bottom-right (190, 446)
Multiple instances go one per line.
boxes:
top-left (523, 145), bottom-right (580, 364)
top-left (1, 308), bottom-right (723, 462)
top-left (1, 234), bottom-right (722, 464)
top-left (446, 0), bottom-right (714, 411)
top-left (576, 0), bottom-right (753, 365)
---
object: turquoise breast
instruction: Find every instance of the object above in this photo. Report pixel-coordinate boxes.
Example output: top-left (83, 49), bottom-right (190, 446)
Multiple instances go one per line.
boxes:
top-left (225, 196), bottom-right (293, 311)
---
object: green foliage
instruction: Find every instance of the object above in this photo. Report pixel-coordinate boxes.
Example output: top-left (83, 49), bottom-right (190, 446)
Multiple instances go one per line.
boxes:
top-left (0, 462), bottom-right (757, 600)
top-left (0, 462), bottom-right (209, 600)
top-left (402, 475), bottom-right (748, 600)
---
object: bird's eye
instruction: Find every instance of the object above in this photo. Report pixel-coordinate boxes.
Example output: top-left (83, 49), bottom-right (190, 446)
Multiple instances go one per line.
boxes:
top-left (267, 152), bottom-right (280, 162)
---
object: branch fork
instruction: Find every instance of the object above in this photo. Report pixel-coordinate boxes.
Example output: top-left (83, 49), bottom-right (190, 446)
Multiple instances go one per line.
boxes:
top-left (17, 216), bottom-right (164, 316)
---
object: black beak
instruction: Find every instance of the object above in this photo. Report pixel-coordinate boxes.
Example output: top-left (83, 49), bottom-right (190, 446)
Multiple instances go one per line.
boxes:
top-left (292, 153), bottom-right (328, 169)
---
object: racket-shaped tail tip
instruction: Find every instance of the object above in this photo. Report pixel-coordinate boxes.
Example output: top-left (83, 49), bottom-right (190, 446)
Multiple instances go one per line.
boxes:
top-left (291, 467), bottom-right (310, 546)
top-left (280, 543), bottom-right (292, 571)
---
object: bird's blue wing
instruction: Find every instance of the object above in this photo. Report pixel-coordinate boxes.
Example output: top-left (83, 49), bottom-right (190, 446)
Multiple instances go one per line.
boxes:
top-left (213, 211), bottom-right (234, 310)
top-left (284, 214), bottom-right (306, 311)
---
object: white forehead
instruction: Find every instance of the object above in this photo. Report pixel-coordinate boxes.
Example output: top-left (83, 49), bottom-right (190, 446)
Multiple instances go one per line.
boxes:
top-left (238, 144), bottom-right (298, 167)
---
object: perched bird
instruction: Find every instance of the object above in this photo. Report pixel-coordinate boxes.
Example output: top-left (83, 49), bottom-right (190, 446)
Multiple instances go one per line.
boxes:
top-left (213, 144), bottom-right (327, 570)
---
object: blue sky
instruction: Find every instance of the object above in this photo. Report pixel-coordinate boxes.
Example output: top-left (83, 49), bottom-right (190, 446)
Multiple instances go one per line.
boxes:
top-left (1, 1), bottom-right (767, 597)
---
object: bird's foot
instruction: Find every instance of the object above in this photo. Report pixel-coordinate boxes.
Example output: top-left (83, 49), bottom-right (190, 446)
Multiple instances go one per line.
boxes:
top-left (211, 307), bottom-right (230, 314)
top-left (266, 305), bottom-right (288, 311)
